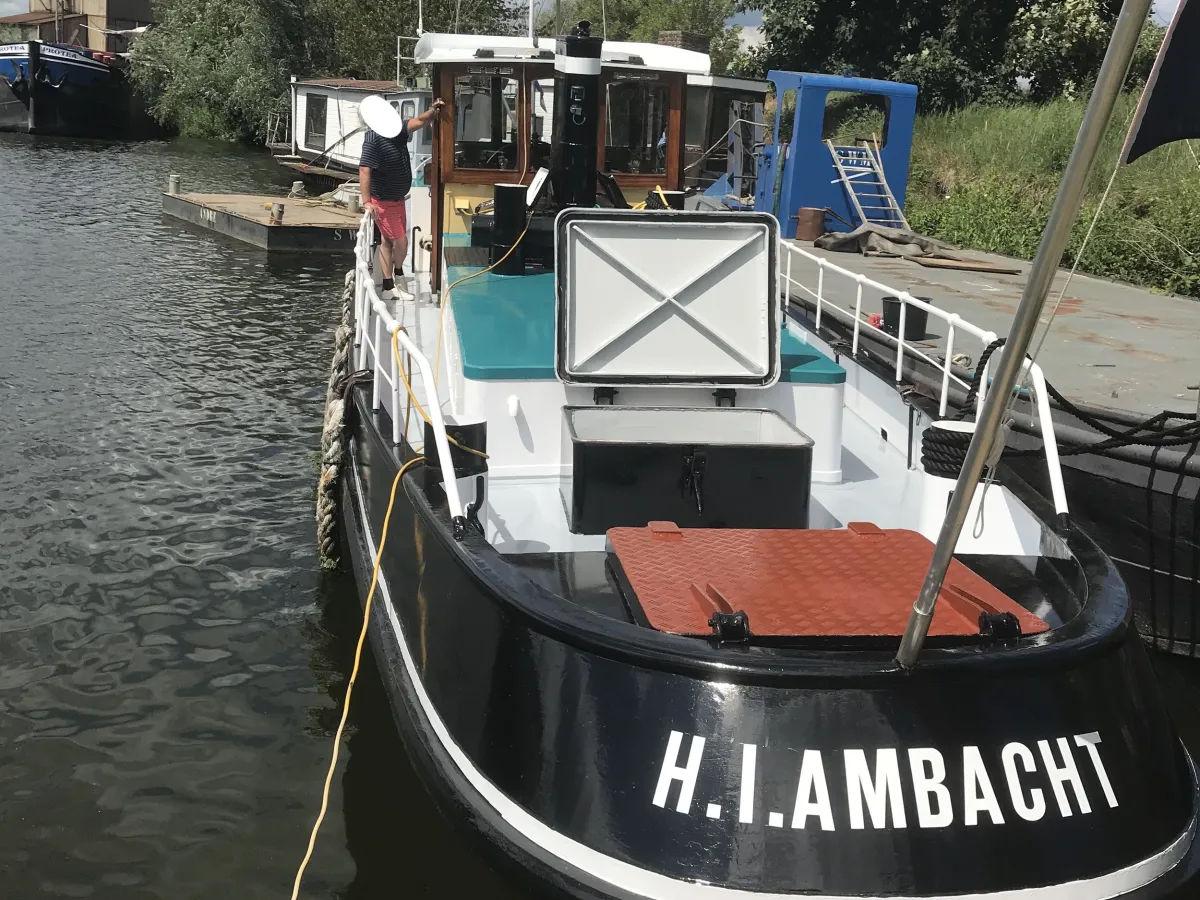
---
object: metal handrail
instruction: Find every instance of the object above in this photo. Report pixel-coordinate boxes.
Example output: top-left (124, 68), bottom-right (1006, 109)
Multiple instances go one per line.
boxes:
top-left (780, 240), bottom-right (1068, 514)
top-left (781, 241), bottom-right (998, 417)
top-left (351, 213), bottom-right (465, 520)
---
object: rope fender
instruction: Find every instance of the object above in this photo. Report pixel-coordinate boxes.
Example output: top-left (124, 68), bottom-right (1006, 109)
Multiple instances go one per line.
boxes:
top-left (316, 270), bottom-right (356, 569)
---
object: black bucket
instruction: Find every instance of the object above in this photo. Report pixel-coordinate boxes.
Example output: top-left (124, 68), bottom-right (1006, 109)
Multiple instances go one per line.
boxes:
top-left (881, 295), bottom-right (931, 340)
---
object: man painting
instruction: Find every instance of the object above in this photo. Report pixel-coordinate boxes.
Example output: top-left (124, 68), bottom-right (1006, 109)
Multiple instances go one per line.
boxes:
top-left (359, 97), bottom-right (444, 301)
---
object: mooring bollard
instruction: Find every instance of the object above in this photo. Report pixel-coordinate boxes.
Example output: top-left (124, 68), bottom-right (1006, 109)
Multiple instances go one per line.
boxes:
top-left (168, 174), bottom-right (180, 195)
top-left (270, 202), bottom-right (285, 225)
top-left (347, 193), bottom-right (361, 215)
top-left (291, 180), bottom-right (305, 195)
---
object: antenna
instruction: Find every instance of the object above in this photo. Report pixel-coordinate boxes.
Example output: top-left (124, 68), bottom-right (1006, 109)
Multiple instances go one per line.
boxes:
top-left (601, 0), bottom-right (607, 38)
top-left (418, 0), bottom-right (424, 35)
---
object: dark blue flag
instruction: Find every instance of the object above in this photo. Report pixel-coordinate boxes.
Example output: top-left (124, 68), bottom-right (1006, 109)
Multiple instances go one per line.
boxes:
top-left (1122, 0), bottom-right (1200, 164)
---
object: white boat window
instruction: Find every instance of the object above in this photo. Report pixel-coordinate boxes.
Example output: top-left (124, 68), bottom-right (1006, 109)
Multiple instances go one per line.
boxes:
top-left (822, 91), bottom-right (891, 148)
top-left (528, 77), bottom-right (554, 172)
top-left (305, 94), bottom-right (328, 151)
top-left (401, 99), bottom-right (417, 121)
top-left (605, 79), bottom-right (669, 175)
top-left (453, 74), bottom-right (519, 170)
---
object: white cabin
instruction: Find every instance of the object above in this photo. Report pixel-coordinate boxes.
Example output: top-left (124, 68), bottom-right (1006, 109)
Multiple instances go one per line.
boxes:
top-left (287, 77), bottom-right (433, 181)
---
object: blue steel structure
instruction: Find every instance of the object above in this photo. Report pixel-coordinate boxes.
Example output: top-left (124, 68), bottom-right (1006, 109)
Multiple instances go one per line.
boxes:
top-left (754, 72), bottom-right (918, 238)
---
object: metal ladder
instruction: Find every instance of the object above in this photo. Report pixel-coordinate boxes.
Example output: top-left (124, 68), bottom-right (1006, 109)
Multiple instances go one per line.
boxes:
top-left (825, 138), bottom-right (909, 230)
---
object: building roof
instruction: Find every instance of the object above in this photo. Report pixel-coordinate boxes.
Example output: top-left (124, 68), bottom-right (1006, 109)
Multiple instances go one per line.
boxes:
top-left (414, 32), bottom-right (710, 76)
top-left (295, 78), bottom-right (418, 92)
top-left (0, 12), bottom-right (58, 25)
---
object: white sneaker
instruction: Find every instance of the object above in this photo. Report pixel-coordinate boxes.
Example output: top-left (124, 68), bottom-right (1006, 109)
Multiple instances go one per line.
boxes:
top-left (395, 285), bottom-right (415, 302)
top-left (380, 286), bottom-right (396, 301)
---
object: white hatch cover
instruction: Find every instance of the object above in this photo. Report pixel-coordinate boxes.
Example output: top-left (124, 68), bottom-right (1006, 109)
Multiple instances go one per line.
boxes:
top-left (554, 209), bottom-right (780, 387)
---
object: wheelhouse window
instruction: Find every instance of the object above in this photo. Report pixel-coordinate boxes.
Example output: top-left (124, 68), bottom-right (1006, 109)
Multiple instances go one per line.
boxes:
top-left (304, 94), bottom-right (328, 151)
top-left (604, 78), bottom-right (669, 175)
top-left (453, 74), bottom-right (519, 170)
top-left (528, 77), bottom-right (554, 172)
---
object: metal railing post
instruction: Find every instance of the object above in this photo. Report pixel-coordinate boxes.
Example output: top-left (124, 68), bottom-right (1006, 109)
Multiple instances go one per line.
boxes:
top-left (851, 275), bottom-right (864, 356)
top-left (372, 313), bottom-right (383, 410)
top-left (940, 320), bottom-right (957, 418)
top-left (391, 330), bottom-right (402, 445)
top-left (815, 260), bottom-right (825, 331)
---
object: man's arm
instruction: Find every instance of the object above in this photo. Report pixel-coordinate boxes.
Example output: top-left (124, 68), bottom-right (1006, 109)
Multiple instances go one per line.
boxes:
top-left (358, 165), bottom-right (372, 205)
top-left (406, 98), bottom-right (446, 135)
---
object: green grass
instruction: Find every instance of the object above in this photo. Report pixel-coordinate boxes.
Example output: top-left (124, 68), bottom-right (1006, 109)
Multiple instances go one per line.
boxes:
top-left (901, 95), bottom-right (1200, 298)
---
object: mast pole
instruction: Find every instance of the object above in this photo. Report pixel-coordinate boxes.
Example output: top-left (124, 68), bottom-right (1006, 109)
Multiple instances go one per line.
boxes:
top-left (895, 0), bottom-right (1153, 669)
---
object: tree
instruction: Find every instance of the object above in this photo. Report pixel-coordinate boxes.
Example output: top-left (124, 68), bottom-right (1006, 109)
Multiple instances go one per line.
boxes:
top-left (313, 0), bottom-right (520, 81)
top-left (131, 0), bottom-right (313, 140)
top-left (131, 0), bottom-right (517, 140)
top-left (744, 0), bottom-right (1138, 111)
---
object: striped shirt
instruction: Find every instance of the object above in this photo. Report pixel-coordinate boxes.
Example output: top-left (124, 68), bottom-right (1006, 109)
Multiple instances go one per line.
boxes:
top-left (360, 127), bottom-right (412, 201)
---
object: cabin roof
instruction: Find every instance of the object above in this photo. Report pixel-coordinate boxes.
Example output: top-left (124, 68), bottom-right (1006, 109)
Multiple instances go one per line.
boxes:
top-left (294, 78), bottom-right (426, 93)
top-left (414, 32), bottom-right (710, 76)
top-left (687, 74), bottom-right (769, 94)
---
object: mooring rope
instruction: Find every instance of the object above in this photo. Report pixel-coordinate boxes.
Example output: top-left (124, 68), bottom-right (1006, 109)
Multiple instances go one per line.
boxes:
top-left (316, 270), bottom-right (356, 569)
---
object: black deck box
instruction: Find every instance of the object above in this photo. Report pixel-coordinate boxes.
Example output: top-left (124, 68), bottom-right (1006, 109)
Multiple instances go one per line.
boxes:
top-left (563, 406), bottom-right (813, 534)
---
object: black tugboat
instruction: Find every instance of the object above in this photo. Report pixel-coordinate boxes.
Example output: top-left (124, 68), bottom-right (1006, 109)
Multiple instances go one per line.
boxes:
top-left (327, 7), bottom-right (1200, 897)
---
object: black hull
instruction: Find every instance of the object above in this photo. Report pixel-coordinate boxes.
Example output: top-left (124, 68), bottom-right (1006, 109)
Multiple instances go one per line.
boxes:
top-left (0, 77), bottom-right (162, 139)
top-left (338, 384), bottom-right (1200, 898)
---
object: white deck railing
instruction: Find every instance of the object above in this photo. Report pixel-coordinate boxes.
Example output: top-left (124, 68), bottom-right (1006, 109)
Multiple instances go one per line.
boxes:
top-left (780, 240), bottom-right (1068, 515)
top-left (351, 212), bottom-right (465, 520)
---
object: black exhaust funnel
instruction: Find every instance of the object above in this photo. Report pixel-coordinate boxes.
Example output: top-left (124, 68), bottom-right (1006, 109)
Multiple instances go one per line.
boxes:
top-left (550, 21), bottom-right (603, 210)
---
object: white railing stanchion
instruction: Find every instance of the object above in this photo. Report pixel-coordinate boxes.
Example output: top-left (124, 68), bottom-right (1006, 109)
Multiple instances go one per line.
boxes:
top-left (1030, 365), bottom-right (1069, 516)
top-left (941, 317), bottom-right (958, 418)
top-left (372, 311), bottom-right (383, 410)
top-left (895, 291), bottom-right (911, 383)
top-left (852, 275), bottom-right (864, 356)
top-left (392, 325), bottom-right (466, 520)
top-left (390, 324), bottom-right (402, 445)
top-left (815, 260), bottom-right (825, 331)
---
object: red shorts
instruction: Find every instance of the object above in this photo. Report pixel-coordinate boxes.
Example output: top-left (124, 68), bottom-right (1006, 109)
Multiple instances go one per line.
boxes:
top-left (372, 197), bottom-right (408, 241)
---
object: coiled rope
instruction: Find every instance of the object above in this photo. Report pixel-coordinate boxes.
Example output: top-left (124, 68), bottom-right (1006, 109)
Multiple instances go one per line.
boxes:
top-left (926, 337), bottom-right (1200, 478)
top-left (316, 270), bottom-right (357, 568)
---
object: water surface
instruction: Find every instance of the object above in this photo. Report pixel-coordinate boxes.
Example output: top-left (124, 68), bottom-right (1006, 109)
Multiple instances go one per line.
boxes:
top-left (0, 135), bottom-right (516, 899)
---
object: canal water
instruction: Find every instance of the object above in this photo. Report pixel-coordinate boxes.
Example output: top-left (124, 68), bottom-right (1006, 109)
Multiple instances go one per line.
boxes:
top-left (0, 135), bottom-right (521, 899)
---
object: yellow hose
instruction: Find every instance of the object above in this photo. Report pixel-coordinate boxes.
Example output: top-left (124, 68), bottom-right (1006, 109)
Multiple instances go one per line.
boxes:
top-left (289, 453), bottom-right (424, 900)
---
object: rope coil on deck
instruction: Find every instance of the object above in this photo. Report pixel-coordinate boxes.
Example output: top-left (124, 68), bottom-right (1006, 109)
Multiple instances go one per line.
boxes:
top-left (316, 269), bottom-right (356, 568)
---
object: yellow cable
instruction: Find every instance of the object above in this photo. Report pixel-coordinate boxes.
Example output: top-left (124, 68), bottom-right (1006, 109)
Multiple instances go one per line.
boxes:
top-left (655, 184), bottom-right (669, 207)
top-left (392, 328), bottom-right (488, 459)
top-left (290, 453), bottom-right (424, 900)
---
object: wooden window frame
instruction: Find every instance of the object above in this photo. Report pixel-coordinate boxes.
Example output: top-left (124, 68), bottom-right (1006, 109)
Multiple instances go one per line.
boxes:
top-left (431, 63), bottom-right (687, 288)
top-left (599, 70), bottom-right (685, 193)
top-left (437, 64), bottom-right (532, 186)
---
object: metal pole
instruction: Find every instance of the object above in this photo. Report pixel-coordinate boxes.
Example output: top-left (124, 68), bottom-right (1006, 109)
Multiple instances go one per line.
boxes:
top-left (895, 0), bottom-right (1153, 669)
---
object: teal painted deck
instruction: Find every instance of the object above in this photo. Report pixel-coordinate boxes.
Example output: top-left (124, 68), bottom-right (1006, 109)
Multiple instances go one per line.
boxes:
top-left (445, 259), bottom-right (845, 385)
